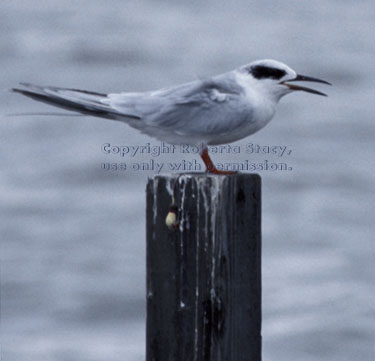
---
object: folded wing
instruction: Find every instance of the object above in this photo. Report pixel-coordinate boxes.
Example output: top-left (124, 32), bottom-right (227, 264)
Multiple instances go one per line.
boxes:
top-left (12, 83), bottom-right (141, 120)
top-left (13, 76), bottom-right (253, 143)
top-left (105, 77), bottom-right (251, 137)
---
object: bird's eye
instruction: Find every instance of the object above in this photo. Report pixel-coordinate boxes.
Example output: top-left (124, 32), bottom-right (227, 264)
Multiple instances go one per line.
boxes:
top-left (250, 65), bottom-right (286, 80)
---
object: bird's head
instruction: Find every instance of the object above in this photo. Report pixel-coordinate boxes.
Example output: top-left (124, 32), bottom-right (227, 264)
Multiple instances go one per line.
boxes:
top-left (238, 59), bottom-right (331, 101)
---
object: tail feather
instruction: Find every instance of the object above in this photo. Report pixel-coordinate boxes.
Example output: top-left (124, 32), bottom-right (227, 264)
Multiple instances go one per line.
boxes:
top-left (12, 83), bottom-right (141, 120)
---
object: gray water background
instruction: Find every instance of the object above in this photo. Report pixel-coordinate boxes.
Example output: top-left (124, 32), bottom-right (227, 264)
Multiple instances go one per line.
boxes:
top-left (1, 1), bottom-right (374, 360)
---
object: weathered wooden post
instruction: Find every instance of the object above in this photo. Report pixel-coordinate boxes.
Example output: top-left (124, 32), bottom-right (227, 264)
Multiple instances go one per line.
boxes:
top-left (146, 174), bottom-right (261, 361)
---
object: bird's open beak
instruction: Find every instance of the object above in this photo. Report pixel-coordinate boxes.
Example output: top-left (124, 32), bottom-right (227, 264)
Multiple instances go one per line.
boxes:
top-left (281, 74), bottom-right (332, 96)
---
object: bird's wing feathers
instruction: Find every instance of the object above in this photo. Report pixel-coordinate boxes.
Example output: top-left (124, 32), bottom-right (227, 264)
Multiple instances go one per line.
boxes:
top-left (107, 78), bottom-right (250, 136)
top-left (13, 77), bottom-right (252, 139)
top-left (12, 83), bottom-right (141, 120)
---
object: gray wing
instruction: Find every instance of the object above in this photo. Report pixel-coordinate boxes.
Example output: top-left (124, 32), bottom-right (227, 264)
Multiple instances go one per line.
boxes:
top-left (12, 76), bottom-right (253, 141)
top-left (105, 76), bottom-right (252, 137)
top-left (12, 83), bottom-right (141, 121)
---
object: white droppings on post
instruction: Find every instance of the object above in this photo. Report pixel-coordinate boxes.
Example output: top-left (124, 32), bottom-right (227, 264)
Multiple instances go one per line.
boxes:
top-left (146, 174), bottom-right (262, 361)
top-left (178, 175), bottom-right (188, 233)
top-left (178, 176), bottom-right (188, 313)
top-left (209, 177), bottom-right (224, 307)
top-left (152, 177), bottom-right (159, 240)
top-left (194, 178), bottom-right (200, 361)
top-left (198, 177), bottom-right (210, 252)
top-left (165, 177), bottom-right (174, 198)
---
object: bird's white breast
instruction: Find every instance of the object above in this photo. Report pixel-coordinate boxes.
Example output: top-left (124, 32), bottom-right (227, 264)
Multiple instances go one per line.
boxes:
top-left (204, 73), bottom-right (276, 145)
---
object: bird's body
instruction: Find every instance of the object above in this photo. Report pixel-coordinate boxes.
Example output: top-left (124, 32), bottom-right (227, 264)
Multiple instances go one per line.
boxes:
top-left (13, 59), bottom-right (330, 174)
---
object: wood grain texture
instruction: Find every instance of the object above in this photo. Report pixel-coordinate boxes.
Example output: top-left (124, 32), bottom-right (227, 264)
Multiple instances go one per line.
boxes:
top-left (146, 174), bottom-right (261, 361)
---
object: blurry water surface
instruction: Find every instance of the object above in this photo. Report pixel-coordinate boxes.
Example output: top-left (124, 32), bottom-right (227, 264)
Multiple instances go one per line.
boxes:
top-left (1, 1), bottom-right (374, 360)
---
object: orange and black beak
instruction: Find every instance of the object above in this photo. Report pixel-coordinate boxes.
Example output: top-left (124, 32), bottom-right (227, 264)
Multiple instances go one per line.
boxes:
top-left (281, 74), bottom-right (332, 96)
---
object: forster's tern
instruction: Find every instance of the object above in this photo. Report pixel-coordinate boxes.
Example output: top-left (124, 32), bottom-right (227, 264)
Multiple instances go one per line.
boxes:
top-left (13, 59), bottom-right (330, 174)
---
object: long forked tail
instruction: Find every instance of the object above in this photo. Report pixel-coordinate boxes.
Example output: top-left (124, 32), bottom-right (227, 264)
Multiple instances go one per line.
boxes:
top-left (12, 83), bottom-right (140, 120)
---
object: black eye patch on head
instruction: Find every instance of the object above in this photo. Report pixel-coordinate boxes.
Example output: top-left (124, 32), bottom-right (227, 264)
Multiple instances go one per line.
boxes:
top-left (250, 65), bottom-right (287, 80)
